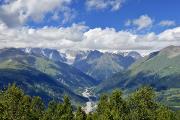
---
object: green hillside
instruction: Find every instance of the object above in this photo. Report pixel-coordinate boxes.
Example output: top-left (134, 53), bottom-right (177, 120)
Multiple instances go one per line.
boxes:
top-left (0, 68), bottom-right (88, 105)
top-left (98, 46), bottom-right (180, 109)
top-left (0, 48), bottom-right (99, 104)
top-left (0, 48), bottom-right (97, 93)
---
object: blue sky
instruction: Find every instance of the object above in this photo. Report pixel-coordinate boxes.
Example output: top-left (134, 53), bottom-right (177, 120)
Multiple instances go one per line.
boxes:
top-left (24, 0), bottom-right (180, 33)
top-left (0, 0), bottom-right (179, 53)
top-left (80, 0), bottom-right (179, 31)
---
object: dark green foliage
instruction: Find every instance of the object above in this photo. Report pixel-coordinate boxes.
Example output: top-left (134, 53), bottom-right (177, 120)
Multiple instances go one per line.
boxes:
top-left (42, 96), bottom-right (74, 120)
top-left (0, 85), bottom-right (177, 120)
top-left (0, 48), bottom-right (97, 105)
top-left (0, 84), bottom-right (45, 120)
top-left (75, 106), bottom-right (87, 120)
top-left (175, 110), bottom-right (180, 120)
top-left (98, 46), bottom-right (180, 109)
top-left (127, 87), bottom-right (158, 120)
top-left (93, 87), bottom-right (176, 120)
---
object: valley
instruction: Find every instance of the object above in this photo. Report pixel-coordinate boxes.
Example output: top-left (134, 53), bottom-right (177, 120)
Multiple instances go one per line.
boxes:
top-left (0, 1), bottom-right (179, 119)
top-left (0, 46), bottom-right (180, 110)
top-left (82, 88), bottom-right (97, 113)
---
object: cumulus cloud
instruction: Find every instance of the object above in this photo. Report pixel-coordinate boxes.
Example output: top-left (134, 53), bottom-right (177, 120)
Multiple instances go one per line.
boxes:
top-left (80, 28), bottom-right (137, 50)
top-left (0, 0), bottom-right (73, 27)
top-left (0, 20), bottom-right (180, 53)
top-left (158, 27), bottom-right (180, 41)
top-left (0, 22), bottom-right (88, 49)
top-left (86, 0), bottom-right (124, 11)
top-left (125, 15), bottom-right (153, 30)
top-left (159, 20), bottom-right (176, 27)
top-left (79, 27), bottom-right (180, 51)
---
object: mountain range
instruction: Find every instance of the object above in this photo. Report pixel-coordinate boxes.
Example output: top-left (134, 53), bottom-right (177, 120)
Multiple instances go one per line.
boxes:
top-left (98, 45), bottom-right (180, 109)
top-left (0, 48), bottom-right (97, 104)
top-left (21, 48), bottom-right (142, 81)
top-left (0, 46), bottom-right (179, 109)
top-left (73, 50), bottom-right (141, 81)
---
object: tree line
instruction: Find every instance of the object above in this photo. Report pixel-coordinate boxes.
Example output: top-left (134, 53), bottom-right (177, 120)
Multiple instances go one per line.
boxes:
top-left (0, 84), bottom-right (180, 120)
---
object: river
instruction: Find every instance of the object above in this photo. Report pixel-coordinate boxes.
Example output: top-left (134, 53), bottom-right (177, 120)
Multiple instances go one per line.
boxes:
top-left (82, 88), bottom-right (97, 113)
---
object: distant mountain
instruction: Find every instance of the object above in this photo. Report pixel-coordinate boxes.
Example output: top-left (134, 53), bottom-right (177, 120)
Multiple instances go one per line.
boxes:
top-left (98, 46), bottom-right (180, 109)
top-left (21, 48), bottom-right (67, 63)
top-left (127, 51), bottom-right (142, 59)
top-left (0, 48), bottom-right (98, 104)
top-left (73, 50), bottom-right (141, 81)
top-left (20, 48), bottom-right (141, 83)
top-left (61, 49), bottom-right (90, 64)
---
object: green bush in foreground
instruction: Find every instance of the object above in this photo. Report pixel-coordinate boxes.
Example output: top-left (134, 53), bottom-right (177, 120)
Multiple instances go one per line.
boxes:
top-left (0, 85), bottom-right (179, 120)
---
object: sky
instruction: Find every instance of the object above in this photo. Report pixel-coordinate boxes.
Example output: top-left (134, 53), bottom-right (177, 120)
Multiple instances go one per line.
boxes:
top-left (0, 0), bottom-right (180, 54)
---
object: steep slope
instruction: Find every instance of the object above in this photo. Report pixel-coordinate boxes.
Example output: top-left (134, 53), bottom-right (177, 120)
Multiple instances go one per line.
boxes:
top-left (0, 48), bottom-right (97, 102)
top-left (0, 68), bottom-right (87, 105)
top-left (61, 49), bottom-right (90, 64)
top-left (21, 48), bottom-right (67, 63)
top-left (98, 46), bottom-right (180, 109)
top-left (130, 46), bottom-right (180, 76)
top-left (73, 50), bottom-right (141, 81)
top-left (20, 48), bottom-right (98, 91)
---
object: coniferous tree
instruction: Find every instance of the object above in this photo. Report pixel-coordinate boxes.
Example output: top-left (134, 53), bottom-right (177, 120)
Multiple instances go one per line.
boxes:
top-left (86, 113), bottom-right (93, 120)
top-left (60, 96), bottom-right (74, 120)
top-left (127, 86), bottom-right (157, 120)
top-left (30, 96), bottom-right (45, 120)
top-left (127, 86), bottom-right (177, 120)
top-left (175, 110), bottom-right (180, 120)
top-left (96, 94), bottom-right (113, 120)
top-left (156, 106), bottom-right (176, 120)
top-left (75, 106), bottom-right (87, 120)
top-left (109, 90), bottom-right (128, 120)
top-left (42, 101), bottom-right (58, 120)
top-left (4, 84), bottom-right (24, 120)
top-left (19, 95), bottom-right (32, 120)
top-left (0, 84), bottom-right (178, 120)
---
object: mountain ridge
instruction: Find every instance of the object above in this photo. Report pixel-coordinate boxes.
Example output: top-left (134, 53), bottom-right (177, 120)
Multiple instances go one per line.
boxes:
top-left (0, 48), bottom-right (98, 104)
top-left (98, 45), bottom-right (180, 109)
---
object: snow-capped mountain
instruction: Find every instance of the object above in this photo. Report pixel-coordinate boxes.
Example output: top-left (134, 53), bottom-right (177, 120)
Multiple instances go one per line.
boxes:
top-left (71, 50), bottom-right (142, 81)
top-left (21, 48), bottom-right (67, 63)
top-left (60, 49), bottom-right (90, 64)
top-left (21, 48), bottom-right (142, 81)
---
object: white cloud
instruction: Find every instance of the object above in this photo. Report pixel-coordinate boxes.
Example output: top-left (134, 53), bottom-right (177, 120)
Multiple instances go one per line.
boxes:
top-left (159, 20), bottom-right (176, 27)
top-left (0, 0), bottom-right (73, 27)
top-left (126, 15), bottom-right (153, 30)
top-left (158, 27), bottom-right (180, 41)
top-left (0, 20), bottom-right (180, 53)
top-left (86, 0), bottom-right (124, 11)
top-left (0, 22), bottom-right (88, 49)
top-left (80, 28), bottom-right (137, 50)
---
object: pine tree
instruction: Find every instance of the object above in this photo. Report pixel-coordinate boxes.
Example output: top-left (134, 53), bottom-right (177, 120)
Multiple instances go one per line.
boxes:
top-left (30, 96), bottom-right (45, 120)
top-left (4, 84), bottom-right (24, 120)
top-left (0, 84), bottom-right (178, 120)
top-left (60, 96), bottom-right (74, 120)
top-left (156, 106), bottom-right (176, 120)
top-left (96, 94), bottom-right (113, 120)
top-left (110, 90), bottom-right (128, 120)
top-left (19, 95), bottom-right (32, 120)
top-left (127, 86), bottom-right (157, 120)
top-left (175, 110), bottom-right (180, 120)
top-left (75, 106), bottom-right (87, 120)
top-left (86, 113), bottom-right (93, 120)
top-left (42, 101), bottom-right (58, 120)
